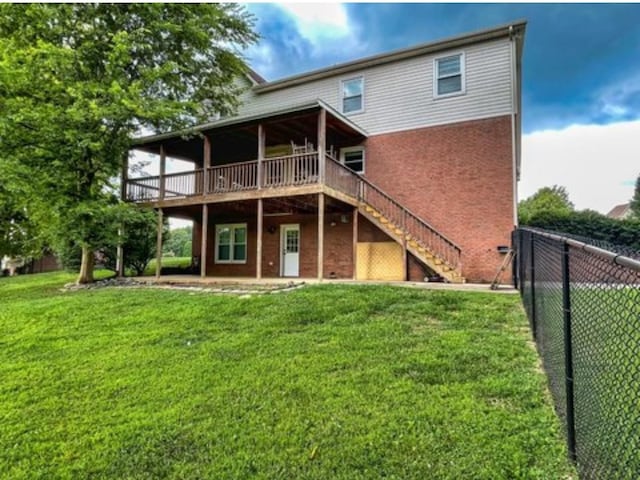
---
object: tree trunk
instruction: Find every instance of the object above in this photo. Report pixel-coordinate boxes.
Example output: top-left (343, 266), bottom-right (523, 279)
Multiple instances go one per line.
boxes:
top-left (77, 245), bottom-right (95, 284)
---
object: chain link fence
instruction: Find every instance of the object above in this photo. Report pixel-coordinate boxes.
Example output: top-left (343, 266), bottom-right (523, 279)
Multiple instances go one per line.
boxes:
top-left (513, 227), bottom-right (640, 480)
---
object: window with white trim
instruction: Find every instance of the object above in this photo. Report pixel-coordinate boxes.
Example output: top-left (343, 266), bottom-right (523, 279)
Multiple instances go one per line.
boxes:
top-left (215, 223), bottom-right (247, 263)
top-left (341, 77), bottom-right (364, 114)
top-left (434, 53), bottom-right (465, 97)
top-left (340, 146), bottom-right (365, 174)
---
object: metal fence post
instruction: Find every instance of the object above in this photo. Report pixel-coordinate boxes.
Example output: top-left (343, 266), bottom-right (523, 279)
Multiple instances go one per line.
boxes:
top-left (529, 233), bottom-right (537, 340)
top-left (561, 240), bottom-right (577, 463)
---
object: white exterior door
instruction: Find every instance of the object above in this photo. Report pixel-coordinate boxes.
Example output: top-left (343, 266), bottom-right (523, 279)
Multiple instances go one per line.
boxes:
top-left (281, 224), bottom-right (300, 277)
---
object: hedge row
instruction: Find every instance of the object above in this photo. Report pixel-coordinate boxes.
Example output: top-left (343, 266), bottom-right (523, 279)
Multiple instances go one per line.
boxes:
top-left (524, 210), bottom-right (640, 252)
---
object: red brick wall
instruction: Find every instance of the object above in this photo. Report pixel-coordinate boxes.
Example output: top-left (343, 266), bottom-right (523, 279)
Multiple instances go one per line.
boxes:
top-left (364, 115), bottom-right (515, 282)
top-left (197, 211), bottom-right (355, 279)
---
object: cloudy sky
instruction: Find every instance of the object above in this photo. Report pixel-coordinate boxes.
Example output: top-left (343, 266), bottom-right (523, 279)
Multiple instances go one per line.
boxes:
top-left (243, 3), bottom-right (640, 214)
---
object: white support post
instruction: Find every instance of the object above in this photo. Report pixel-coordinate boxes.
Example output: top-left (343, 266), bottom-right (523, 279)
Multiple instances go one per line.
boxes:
top-left (116, 226), bottom-right (125, 277)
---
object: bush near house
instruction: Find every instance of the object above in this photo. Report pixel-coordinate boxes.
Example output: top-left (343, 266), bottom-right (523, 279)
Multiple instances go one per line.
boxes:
top-left (525, 210), bottom-right (640, 251)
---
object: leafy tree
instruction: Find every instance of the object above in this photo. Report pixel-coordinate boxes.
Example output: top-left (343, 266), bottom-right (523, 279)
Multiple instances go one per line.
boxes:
top-left (105, 208), bottom-right (164, 276)
top-left (526, 209), bottom-right (640, 252)
top-left (518, 185), bottom-right (574, 225)
top-left (181, 241), bottom-right (193, 259)
top-left (0, 182), bottom-right (45, 260)
top-left (630, 173), bottom-right (640, 219)
top-left (59, 206), bottom-right (162, 276)
top-left (0, 4), bottom-right (257, 283)
top-left (163, 226), bottom-right (193, 258)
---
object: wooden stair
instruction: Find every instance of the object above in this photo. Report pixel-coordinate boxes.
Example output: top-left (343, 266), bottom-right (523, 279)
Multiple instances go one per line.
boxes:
top-left (359, 203), bottom-right (464, 283)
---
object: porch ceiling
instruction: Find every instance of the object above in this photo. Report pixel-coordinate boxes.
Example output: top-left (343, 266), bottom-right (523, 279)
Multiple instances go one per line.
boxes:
top-left (131, 102), bottom-right (367, 166)
top-left (163, 194), bottom-right (354, 220)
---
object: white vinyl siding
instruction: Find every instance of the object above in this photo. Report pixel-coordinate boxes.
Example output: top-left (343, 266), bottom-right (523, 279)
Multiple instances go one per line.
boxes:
top-left (215, 223), bottom-right (247, 264)
top-left (237, 38), bottom-right (513, 135)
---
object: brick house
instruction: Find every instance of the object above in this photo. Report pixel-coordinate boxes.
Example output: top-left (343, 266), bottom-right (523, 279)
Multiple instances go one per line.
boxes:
top-left (124, 21), bottom-right (526, 283)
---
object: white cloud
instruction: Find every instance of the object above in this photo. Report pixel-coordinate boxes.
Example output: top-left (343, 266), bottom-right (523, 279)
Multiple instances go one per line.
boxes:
top-left (520, 120), bottom-right (640, 214)
top-left (277, 2), bottom-right (365, 59)
top-left (279, 3), bottom-right (349, 44)
top-left (596, 73), bottom-right (640, 120)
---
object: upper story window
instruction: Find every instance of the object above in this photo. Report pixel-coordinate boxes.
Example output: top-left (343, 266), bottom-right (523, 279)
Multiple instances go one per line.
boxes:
top-left (434, 53), bottom-right (465, 98)
top-left (215, 223), bottom-right (247, 264)
top-left (340, 146), bottom-right (365, 174)
top-left (341, 77), bottom-right (364, 114)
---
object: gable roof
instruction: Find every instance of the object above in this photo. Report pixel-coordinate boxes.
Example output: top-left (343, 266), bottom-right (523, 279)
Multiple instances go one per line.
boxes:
top-left (607, 203), bottom-right (632, 219)
top-left (253, 20), bottom-right (526, 93)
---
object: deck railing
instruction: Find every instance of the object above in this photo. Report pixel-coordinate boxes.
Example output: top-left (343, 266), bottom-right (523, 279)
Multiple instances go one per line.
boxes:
top-left (325, 157), bottom-right (359, 198)
top-left (163, 170), bottom-right (204, 198)
top-left (208, 160), bottom-right (258, 193)
top-left (126, 153), bottom-right (322, 202)
top-left (262, 153), bottom-right (318, 188)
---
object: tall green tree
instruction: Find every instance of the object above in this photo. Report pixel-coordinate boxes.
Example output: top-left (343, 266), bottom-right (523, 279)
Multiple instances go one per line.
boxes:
top-left (630, 173), bottom-right (640, 219)
top-left (0, 4), bottom-right (257, 283)
top-left (518, 185), bottom-right (574, 225)
top-left (163, 226), bottom-right (193, 258)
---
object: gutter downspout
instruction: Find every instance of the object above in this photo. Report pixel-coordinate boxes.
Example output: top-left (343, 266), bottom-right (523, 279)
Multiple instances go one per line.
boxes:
top-left (509, 25), bottom-right (519, 227)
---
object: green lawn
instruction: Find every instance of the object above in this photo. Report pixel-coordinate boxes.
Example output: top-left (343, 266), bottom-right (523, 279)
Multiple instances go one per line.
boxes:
top-left (143, 257), bottom-right (192, 276)
top-left (0, 273), bottom-right (575, 479)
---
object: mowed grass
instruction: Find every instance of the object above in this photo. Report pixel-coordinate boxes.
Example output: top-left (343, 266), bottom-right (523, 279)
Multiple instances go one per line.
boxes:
top-left (0, 273), bottom-right (575, 479)
top-left (144, 257), bottom-right (192, 276)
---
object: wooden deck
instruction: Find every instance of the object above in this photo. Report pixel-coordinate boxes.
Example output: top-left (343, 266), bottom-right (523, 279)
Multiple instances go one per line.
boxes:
top-left (126, 152), bottom-right (358, 208)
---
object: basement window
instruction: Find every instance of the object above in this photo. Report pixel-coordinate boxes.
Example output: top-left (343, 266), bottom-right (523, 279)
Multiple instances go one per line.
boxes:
top-left (215, 223), bottom-right (247, 264)
top-left (341, 77), bottom-right (364, 114)
top-left (340, 146), bottom-right (365, 174)
top-left (434, 53), bottom-right (465, 98)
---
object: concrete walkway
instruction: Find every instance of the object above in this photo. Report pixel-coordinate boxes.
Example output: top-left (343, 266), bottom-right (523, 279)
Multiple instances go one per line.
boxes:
top-left (134, 275), bottom-right (518, 294)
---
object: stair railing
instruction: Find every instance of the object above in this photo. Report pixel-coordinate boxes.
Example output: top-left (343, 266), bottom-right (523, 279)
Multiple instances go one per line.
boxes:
top-left (325, 156), bottom-right (462, 273)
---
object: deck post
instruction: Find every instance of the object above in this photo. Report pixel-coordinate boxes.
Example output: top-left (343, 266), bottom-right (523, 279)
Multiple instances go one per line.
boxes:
top-left (159, 145), bottom-right (166, 200)
top-left (120, 152), bottom-right (128, 201)
top-left (203, 135), bottom-right (211, 194)
top-left (201, 204), bottom-right (208, 277)
top-left (402, 211), bottom-right (408, 281)
top-left (317, 109), bottom-right (326, 183)
top-left (352, 207), bottom-right (358, 280)
top-left (116, 226), bottom-right (125, 277)
top-left (117, 152), bottom-right (128, 277)
top-left (318, 193), bottom-right (325, 280)
top-left (257, 124), bottom-right (265, 189)
top-left (155, 208), bottom-right (163, 279)
top-left (256, 198), bottom-right (263, 279)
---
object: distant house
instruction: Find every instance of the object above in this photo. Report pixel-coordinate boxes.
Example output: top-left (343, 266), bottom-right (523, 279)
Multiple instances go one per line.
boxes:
top-left (607, 203), bottom-right (632, 220)
top-left (123, 21), bottom-right (526, 283)
top-left (1, 253), bottom-right (61, 276)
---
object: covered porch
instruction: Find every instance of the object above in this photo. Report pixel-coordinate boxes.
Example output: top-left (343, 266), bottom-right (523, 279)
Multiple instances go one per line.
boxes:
top-left (124, 101), bottom-right (367, 207)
